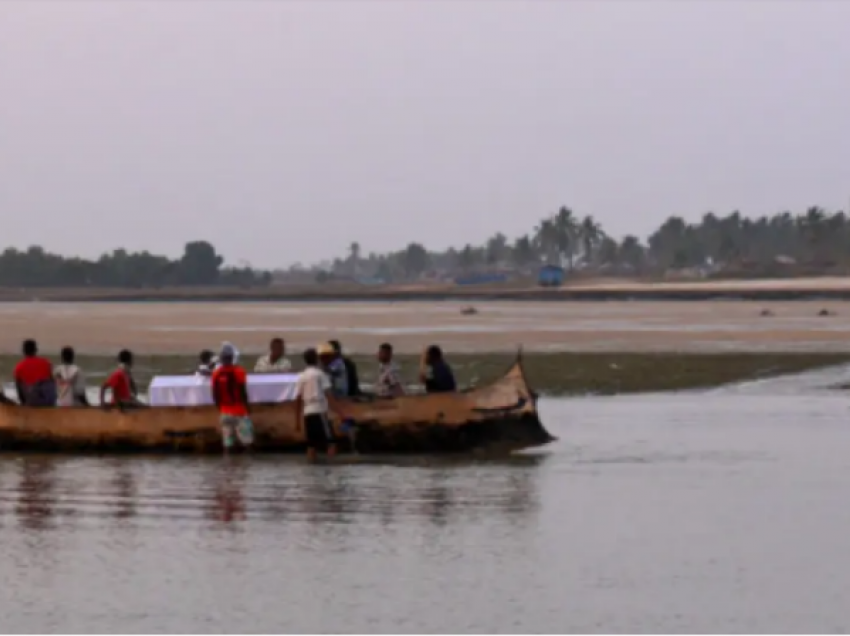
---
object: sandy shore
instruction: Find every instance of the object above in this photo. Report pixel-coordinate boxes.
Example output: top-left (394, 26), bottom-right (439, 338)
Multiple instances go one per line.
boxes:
top-left (0, 300), bottom-right (848, 355)
top-left (5, 276), bottom-right (850, 302)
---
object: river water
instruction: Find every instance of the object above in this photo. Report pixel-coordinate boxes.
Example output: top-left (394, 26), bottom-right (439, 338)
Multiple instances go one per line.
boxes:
top-left (2, 368), bottom-right (850, 633)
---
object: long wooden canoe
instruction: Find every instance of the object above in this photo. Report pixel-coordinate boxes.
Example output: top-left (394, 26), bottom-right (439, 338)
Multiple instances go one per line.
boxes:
top-left (0, 355), bottom-right (555, 454)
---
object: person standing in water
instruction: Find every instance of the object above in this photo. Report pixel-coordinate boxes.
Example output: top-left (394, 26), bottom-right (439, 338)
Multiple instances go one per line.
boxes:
top-left (296, 347), bottom-right (344, 462)
top-left (55, 346), bottom-right (89, 407)
top-left (211, 343), bottom-right (254, 453)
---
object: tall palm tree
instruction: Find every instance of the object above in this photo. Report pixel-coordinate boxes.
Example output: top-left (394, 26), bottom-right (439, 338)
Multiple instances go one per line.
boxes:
top-left (533, 218), bottom-right (559, 265)
top-left (511, 235), bottom-right (536, 267)
top-left (553, 206), bottom-right (579, 269)
top-left (578, 215), bottom-right (603, 265)
top-left (797, 206), bottom-right (828, 261)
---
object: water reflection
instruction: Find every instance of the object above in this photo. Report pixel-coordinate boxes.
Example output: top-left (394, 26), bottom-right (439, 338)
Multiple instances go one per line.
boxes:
top-left (6, 390), bottom-right (850, 633)
top-left (0, 453), bottom-right (548, 533)
top-left (109, 462), bottom-right (137, 520)
top-left (15, 457), bottom-right (58, 531)
top-left (207, 458), bottom-right (247, 525)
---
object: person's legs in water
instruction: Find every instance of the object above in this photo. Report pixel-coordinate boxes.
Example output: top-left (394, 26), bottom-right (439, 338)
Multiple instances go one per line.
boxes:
top-left (341, 418), bottom-right (358, 454)
top-left (221, 415), bottom-right (237, 454)
top-left (323, 414), bottom-right (337, 458)
top-left (304, 413), bottom-right (323, 462)
top-left (235, 416), bottom-right (254, 450)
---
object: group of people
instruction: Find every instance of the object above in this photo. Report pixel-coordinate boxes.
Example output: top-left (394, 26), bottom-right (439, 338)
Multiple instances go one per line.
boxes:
top-left (5, 339), bottom-right (143, 408)
top-left (4, 335), bottom-right (457, 461)
top-left (208, 337), bottom-right (457, 459)
top-left (199, 337), bottom-right (456, 398)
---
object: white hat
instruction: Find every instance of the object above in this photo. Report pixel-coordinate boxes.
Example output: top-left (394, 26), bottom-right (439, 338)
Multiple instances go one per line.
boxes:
top-left (219, 341), bottom-right (240, 362)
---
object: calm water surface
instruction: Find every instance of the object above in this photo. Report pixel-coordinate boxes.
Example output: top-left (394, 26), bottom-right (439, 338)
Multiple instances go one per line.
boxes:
top-left (2, 370), bottom-right (850, 633)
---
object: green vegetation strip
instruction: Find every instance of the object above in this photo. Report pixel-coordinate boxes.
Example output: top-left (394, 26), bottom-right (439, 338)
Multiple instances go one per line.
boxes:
top-left (2, 353), bottom-right (848, 397)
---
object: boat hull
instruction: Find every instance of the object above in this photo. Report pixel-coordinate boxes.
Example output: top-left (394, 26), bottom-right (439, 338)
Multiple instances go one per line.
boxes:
top-left (0, 359), bottom-right (555, 455)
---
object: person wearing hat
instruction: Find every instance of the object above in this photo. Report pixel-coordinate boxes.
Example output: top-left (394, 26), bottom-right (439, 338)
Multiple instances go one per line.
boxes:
top-left (210, 342), bottom-right (254, 452)
top-left (319, 341), bottom-right (348, 398)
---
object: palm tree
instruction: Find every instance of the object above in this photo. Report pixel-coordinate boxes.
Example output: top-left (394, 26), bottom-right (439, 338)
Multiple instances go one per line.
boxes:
top-left (553, 206), bottom-right (579, 269)
top-left (511, 235), bottom-right (536, 268)
top-left (533, 218), bottom-right (560, 265)
top-left (797, 206), bottom-right (828, 262)
top-left (485, 233), bottom-right (508, 265)
top-left (458, 244), bottom-right (477, 271)
top-left (619, 235), bottom-right (645, 273)
top-left (578, 215), bottom-right (603, 266)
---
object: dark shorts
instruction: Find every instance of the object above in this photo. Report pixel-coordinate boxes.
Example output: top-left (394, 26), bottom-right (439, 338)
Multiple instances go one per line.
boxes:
top-left (304, 413), bottom-right (335, 448)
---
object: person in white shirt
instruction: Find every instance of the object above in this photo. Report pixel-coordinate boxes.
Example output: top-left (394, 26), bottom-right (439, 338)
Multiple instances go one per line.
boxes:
top-left (295, 347), bottom-right (348, 461)
top-left (54, 346), bottom-right (89, 407)
top-left (254, 338), bottom-right (292, 373)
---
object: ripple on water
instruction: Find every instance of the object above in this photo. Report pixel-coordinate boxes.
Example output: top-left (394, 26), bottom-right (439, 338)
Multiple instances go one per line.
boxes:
top-left (2, 384), bottom-right (850, 632)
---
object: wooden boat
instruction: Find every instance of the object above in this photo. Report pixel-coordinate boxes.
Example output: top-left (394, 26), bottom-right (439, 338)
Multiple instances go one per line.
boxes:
top-left (0, 354), bottom-right (555, 454)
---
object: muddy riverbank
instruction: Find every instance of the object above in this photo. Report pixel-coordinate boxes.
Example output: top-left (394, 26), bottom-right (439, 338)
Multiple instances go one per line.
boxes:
top-left (3, 352), bottom-right (848, 397)
top-left (8, 277), bottom-right (850, 302)
top-left (1, 300), bottom-right (849, 355)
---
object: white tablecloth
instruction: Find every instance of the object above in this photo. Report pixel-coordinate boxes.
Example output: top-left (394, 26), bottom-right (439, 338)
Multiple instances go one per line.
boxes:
top-left (148, 373), bottom-right (300, 407)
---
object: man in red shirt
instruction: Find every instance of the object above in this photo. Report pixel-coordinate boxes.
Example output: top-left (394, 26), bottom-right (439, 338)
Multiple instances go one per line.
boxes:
top-left (100, 349), bottom-right (142, 409)
top-left (13, 339), bottom-right (56, 406)
top-left (211, 343), bottom-right (254, 452)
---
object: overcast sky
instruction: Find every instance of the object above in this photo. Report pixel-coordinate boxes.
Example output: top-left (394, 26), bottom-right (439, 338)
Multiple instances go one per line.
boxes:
top-left (1, 0), bottom-right (849, 269)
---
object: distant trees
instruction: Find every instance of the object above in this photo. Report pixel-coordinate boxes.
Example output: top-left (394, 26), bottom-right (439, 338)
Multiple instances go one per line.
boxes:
top-left (323, 205), bottom-right (850, 283)
top-left (0, 241), bottom-right (270, 288)
top-left (6, 204), bottom-right (850, 289)
top-left (401, 243), bottom-right (430, 278)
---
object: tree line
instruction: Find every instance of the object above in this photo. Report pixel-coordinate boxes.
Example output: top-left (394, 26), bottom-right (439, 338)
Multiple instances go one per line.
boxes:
top-left (315, 205), bottom-right (850, 281)
top-left (0, 241), bottom-right (271, 288)
top-left (2, 206), bottom-right (847, 288)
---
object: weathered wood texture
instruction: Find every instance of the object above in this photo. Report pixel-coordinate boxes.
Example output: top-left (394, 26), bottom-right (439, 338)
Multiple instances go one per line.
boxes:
top-left (0, 360), bottom-right (555, 454)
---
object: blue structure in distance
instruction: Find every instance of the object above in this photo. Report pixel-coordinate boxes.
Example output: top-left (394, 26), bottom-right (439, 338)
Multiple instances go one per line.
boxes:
top-left (538, 265), bottom-right (565, 287)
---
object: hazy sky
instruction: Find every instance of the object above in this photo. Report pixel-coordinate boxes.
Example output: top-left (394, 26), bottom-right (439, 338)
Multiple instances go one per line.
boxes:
top-left (2, 1), bottom-right (849, 269)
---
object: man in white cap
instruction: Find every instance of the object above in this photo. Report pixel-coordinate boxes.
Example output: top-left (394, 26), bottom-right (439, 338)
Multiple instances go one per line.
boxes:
top-left (210, 342), bottom-right (254, 452)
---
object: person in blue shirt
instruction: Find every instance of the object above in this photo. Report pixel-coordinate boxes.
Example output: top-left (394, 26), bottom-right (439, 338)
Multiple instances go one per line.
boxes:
top-left (419, 345), bottom-right (456, 393)
top-left (329, 339), bottom-right (360, 397)
top-left (319, 342), bottom-right (348, 397)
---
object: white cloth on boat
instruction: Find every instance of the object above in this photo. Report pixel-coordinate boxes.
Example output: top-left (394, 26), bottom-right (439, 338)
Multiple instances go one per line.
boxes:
top-left (148, 372), bottom-right (299, 407)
